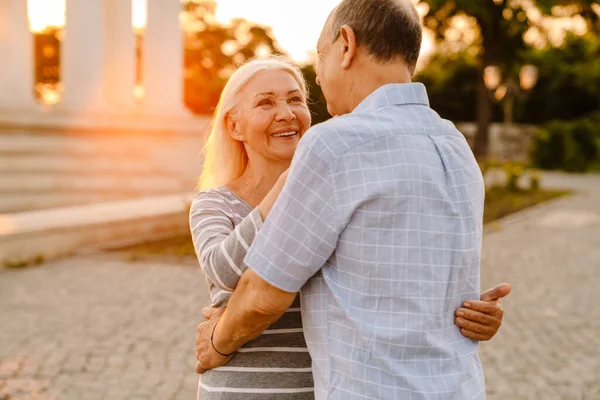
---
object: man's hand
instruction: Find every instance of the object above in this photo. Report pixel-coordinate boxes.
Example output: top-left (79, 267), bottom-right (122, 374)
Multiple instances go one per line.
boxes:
top-left (455, 283), bottom-right (512, 341)
top-left (195, 307), bottom-right (233, 374)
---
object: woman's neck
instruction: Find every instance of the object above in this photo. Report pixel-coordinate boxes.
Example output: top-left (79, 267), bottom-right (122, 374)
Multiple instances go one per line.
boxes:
top-left (242, 157), bottom-right (290, 195)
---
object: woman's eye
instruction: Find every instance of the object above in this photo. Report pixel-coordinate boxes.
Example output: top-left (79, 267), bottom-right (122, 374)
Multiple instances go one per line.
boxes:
top-left (258, 99), bottom-right (273, 107)
top-left (290, 97), bottom-right (303, 103)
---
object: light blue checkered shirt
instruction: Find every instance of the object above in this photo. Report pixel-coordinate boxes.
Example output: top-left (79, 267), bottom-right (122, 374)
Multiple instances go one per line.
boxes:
top-left (245, 83), bottom-right (486, 400)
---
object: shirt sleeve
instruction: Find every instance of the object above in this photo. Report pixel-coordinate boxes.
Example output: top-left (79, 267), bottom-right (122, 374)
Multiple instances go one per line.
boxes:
top-left (244, 142), bottom-right (343, 293)
top-left (189, 195), bottom-right (264, 293)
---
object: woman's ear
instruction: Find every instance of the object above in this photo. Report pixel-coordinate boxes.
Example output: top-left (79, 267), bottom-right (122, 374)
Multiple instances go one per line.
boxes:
top-left (225, 113), bottom-right (242, 141)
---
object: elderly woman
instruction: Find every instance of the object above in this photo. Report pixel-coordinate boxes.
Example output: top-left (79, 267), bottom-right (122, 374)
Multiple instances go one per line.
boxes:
top-left (190, 57), bottom-right (510, 400)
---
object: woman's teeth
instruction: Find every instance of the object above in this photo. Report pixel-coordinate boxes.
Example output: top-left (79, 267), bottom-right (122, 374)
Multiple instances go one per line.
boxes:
top-left (272, 131), bottom-right (297, 137)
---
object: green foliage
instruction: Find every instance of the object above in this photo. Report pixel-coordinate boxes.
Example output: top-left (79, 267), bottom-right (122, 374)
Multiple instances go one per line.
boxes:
top-left (182, 0), bottom-right (284, 115)
top-left (414, 33), bottom-right (600, 124)
top-left (503, 163), bottom-right (523, 192)
top-left (536, 0), bottom-right (600, 32)
top-left (522, 34), bottom-right (600, 124)
top-left (529, 170), bottom-right (541, 191)
top-left (421, 0), bottom-right (530, 68)
top-left (530, 118), bottom-right (599, 172)
top-left (414, 51), bottom-right (502, 122)
top-left (420, 0), bottom-right (597, 157)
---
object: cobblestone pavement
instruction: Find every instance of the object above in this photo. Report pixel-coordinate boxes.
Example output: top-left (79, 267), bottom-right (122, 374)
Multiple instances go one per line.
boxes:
top-left (0, 256), bottom-right (208, 400)
top-left (479, 173), bottom-right (600, 400)
top-left (1, 173), bottom-right (599, 400)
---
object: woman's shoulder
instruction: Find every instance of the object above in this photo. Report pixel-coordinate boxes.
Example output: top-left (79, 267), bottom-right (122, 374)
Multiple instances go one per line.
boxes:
top-left (191, 186), bottom-right (249, 220)
top-left (192, 186), bottom-right (232, 210)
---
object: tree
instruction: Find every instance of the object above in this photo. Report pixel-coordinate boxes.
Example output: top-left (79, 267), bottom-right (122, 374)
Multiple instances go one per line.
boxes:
top-left (522, 33), bottom-right (600, 123)
top-left (412, 33), bottom-right (600, 125)
top-left (182, 0), bottom-right (284, 114)
top-left (421, 0), bottom-right (530, 158)
top-left (420, 0), bottom-right (597, 158)
top-left (536, 0), bottom-right (600, 33)
top-left (414, 50), bottom-right (499, 123)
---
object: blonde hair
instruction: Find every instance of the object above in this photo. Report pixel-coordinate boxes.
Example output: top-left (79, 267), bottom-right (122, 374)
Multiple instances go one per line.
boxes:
top-left (197, 57), bottom-right (308, 192)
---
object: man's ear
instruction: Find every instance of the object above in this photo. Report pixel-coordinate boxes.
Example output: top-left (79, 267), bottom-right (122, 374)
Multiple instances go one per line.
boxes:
top-left (339, 24), bottom-right (357, 69)
top-left (225, 113), bottom-right (242, 141)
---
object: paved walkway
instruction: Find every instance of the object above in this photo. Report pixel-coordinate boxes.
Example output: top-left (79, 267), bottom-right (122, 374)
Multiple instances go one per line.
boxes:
top-left (1, 173), bottom-right (599, 399)
top-left (478, 173), bottom-right (600, 400)
top-left (0, 256), bottom-right (207, 400)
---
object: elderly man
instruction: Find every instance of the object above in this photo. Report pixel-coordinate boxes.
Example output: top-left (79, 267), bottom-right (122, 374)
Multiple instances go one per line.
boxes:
top-left (196, 0), bottom-right (507, 398)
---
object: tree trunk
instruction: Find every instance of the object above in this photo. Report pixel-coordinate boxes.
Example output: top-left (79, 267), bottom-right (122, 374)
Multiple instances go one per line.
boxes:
top-left (473, 69), bottom-right (492, 160)
top-left (472, 4), bottom-right (503, 160)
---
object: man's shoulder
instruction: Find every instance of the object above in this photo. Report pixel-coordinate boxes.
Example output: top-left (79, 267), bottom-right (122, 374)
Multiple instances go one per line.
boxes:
top-left (298, 113), bottom-right (375, 162)
top-left (301, 114), bottom-right (359, 142)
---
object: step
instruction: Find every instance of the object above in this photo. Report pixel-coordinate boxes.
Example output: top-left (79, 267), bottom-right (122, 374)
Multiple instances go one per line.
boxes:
top-left (0, 192), bottom-right (151, 213)
top-left (0, 131), bottom-right (203, 161)
top-left (0, 154), bottom-right (158, 174)
top-left (0, 173), bottom-right (189, 193)
top-left (0, 194), bottom-right (194, 266)
top-left (0, 108), bottom-right (211, 135)
top-left (0, 132), bottom-right (204, 178)
top-left (0, 132), bottom-right (125, 156)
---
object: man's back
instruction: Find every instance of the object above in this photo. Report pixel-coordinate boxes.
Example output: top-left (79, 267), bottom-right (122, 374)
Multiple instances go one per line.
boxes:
top-left (300, 83), bottom-right (486, 399)
top-left (246, 82), bottom-right (486, 399)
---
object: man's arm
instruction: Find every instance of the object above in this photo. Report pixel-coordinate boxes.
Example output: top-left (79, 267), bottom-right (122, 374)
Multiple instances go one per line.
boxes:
top-left (215, 269), bottom-right (296, 353)
top-left (195, 269), bottom-right (295, 373)
top-left (196, 133), bottom-right (343, 372)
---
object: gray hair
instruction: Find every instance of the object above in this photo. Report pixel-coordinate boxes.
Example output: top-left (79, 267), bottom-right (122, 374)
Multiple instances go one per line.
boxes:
top-left (329, 0), bottom-right (422, 71)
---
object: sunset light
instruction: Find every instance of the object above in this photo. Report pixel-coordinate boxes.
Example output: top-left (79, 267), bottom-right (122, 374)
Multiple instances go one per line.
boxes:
top-left (132, 0), bottom-right (147, 32)
top-left (27, 0), bottom-right (65, 32)
top-left (27, 0), bottom-right (148, 33)
top-left (25, 0), bottom-right (434, 64)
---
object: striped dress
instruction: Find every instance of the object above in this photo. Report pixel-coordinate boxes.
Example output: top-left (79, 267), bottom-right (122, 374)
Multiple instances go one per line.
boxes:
top-left (189, 186), bottom-right (314, 399)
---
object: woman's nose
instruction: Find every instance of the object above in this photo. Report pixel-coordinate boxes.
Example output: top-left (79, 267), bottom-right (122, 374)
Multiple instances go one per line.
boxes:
top-left (276, 102), bottom-right (296, 121)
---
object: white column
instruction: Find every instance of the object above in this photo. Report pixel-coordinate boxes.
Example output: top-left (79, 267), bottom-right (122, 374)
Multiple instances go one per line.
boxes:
top-left (103, 0), bottom-right (136, 110)
top-left (61, 0), bottom-right (105, 112)
top-left (0, 0), bottom-right (37, 110)
top-left (143, 0), bottom-right (188, 116)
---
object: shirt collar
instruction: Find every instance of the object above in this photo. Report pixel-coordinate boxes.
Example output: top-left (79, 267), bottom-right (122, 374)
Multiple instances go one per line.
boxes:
top-left (353, 82), bottom-right (430, 114)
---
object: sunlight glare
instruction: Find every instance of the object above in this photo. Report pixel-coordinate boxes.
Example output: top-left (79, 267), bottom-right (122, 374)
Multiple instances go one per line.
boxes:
top-left (27, 0), bottom-right (65, 32)
top-left (132, 0), bottom-right (147, 32)
top-left (27, 0), bottom-right (147, 32)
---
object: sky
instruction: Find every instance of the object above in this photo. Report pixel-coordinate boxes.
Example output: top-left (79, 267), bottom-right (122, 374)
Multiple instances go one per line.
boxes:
top-left (26, 0), bottom-right (433, 65)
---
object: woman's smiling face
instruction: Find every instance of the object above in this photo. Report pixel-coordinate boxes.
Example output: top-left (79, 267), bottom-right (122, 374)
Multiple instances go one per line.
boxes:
top-left (228, 69), bottom-right (311, 163)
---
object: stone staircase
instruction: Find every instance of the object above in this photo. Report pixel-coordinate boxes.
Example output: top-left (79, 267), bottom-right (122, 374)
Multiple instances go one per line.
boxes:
top-left (0, 127), bottom-right (209, 265)
top-left (0, 129), bottom-right (206, 213)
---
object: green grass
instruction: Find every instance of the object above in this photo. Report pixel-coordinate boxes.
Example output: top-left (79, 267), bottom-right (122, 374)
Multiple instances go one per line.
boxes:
top-left (116, 188), bottom-right (569, 258)
top-left (2, 254), bottom-right (46, 269)
top-left (588, 159), bottom-right (600, 173)
top-left (112, 235), bottom-right (197, 260)
top-left (483, 187), bottom-right (569, 224)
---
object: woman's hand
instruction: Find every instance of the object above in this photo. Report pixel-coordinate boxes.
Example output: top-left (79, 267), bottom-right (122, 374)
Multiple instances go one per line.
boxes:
top-left (455, 283), bottom-right (512, 341)
top-left (258, 169), bottom-right (289, 220)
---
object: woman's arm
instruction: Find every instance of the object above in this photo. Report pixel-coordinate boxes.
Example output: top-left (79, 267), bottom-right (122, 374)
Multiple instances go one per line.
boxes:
top-left (190, 202), bottom-right (261, 292)
top-left (190, 171), bottom-right (289, 292)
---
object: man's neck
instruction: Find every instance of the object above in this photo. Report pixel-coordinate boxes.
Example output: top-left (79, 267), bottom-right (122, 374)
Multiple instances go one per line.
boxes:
top-left (346, 61), bottom-right (413, 113)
